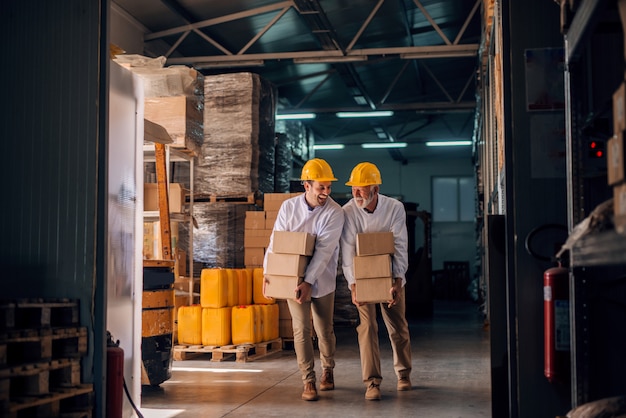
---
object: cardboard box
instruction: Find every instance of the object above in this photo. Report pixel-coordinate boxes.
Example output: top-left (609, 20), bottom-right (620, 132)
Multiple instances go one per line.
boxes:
top-left (144, 183), bottom-right (186, 213)
top-left (607, 133), bottom-right (625, 185)
top-left (175, 248), bottom-right (187, 278)
top-left (144, 95), bottom-right (202, 152)
top-left (264, 274), bottom-right (303, 300)
top-left (614, 82), bottom-right (626, 133)
top-left (277, 300), bottom-right (291, 319)
top-left (279, 318), bottom-right (294, 338)
top-left (154, 221), bottom-right (179, 259)
top-left (244, 229), bottom-right (271, 248)
top-left (244, 247), bottom-right (265, 266)
top-left (143, 222), bottom-right (156, 259)
top-left (356, 232), bottom-right (395, 256)
top-left (263, 192), bottom-right (302, 211)
top-left (265, 211), bottom-right (279, 229)
top-left (355, 277), bottom-right (393, 303)
top-left (263, 195), bottom-right (288, 211)
top-left (272, 231), bottom-right (315, 256)
top-left (266, 252), bottom-right (309, 277)
top-left (353, 254), bottom-right (392, 279)
top-left (245, 211), bottom-right (266, 230)
top-left (168, 183), bottom-right (186, 213)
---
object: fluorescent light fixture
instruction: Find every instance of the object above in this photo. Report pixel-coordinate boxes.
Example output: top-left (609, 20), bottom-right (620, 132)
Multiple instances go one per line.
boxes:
top-left (425, 140), bottom-right (472, 147)
top-left (313, 144), bottom-right (345, 150)
top-left (401, 51), bottom-right (476, 59)
top-left (336, 111), bottom-right (394, 118)
top-left (293, 56), bottom-right (367, 64)
top-left (361, 142), bottom-right (407, 149)
top-left (276, 113), bottom-right (317, 120)
top-left (194, 59), bottom-right (265, 68)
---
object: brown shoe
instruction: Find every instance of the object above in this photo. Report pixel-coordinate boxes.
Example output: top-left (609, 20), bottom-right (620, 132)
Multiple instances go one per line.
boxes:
top-left (320, 369), bottom-right (334, 391)
top-left (397, 376), bottom-right (412, 391)
top-left (301, 382), bottom-right (319, 401)
top-left (365, 382), bottom-right (381, 401)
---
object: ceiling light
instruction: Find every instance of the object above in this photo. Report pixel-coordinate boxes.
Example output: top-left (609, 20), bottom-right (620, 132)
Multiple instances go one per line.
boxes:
top-left (336, 111), bottom-right (394, 118)
top-left (194, 59), bottom-right (265, 68)
top-left (293, 56), bottom-right (367, 64)
top-left (361, 142), bottom-right (407, 149)
top-left (276, 113), bottom-right (317, 120)
top-left (313, 144), bottom-right (345, 150)
top-left (425, 140), bottom-right (472, 147)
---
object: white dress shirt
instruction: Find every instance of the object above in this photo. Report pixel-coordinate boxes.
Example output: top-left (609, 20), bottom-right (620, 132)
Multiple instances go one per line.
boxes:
top-left (264, 193), bottom-right (344, 298)
top-left (341, 193), bottom-right (409, 287)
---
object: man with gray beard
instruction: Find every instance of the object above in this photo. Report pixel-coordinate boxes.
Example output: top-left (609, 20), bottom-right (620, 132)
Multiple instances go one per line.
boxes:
top-left (340, 162), bottom-right (412, 401)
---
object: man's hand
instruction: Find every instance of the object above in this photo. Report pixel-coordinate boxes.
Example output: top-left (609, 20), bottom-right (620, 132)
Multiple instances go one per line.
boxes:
top-left (387, 278), bottom-right (402, 308)
top-left (350, 283), bottom-right (364, 306)
top-left (262, 276), bottom-right (274, 301)
top-left (295, 281), bottom-right (312, 304)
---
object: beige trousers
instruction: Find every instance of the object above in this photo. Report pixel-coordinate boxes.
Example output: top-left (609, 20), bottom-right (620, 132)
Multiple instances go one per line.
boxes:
top-left (355, 287), bottom-right (412, 385)
top-left (287, 291), bottom-right (336, 384)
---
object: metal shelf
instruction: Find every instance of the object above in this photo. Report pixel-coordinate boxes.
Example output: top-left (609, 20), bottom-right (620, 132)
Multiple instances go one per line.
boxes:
top-left (143, 144), bottom-right (195, 302)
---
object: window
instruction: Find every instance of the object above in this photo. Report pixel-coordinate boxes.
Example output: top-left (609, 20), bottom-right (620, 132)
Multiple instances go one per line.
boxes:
top-left (432, 176), bottom-right (475, 222)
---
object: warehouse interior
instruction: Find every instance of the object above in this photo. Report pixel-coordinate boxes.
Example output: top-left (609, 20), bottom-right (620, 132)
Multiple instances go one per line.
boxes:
top-left (1, 0), bottom-right (626, 417)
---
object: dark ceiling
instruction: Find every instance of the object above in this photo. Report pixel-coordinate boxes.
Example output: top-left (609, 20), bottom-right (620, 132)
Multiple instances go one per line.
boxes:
top-left (112, 0), bottom-right (484, 162)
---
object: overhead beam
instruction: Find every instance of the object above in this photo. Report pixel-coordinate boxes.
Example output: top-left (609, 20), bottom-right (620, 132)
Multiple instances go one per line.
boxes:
top-left (277, 101), bottom-right (476, 114)
top-left (165, 44), bottom-right (480, 65)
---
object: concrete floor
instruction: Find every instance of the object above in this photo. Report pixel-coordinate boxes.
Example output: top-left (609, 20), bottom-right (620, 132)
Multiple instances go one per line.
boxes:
top-left (140, 300), bottom-right (491, 418)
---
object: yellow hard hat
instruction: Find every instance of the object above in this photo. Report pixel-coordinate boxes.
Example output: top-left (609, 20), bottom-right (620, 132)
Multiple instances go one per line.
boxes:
top-left (300, 158), bottom-right (338, 182)
top-left (345, 162), bottom-right (382, 186)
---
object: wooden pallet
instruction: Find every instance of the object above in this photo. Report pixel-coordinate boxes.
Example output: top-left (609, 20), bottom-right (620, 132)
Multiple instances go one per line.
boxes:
top-left (3, 327), bottom-right (88, 367)
top-left (281, 338), bottom-right (294, 350)
top-left (0, 299), bottom-right (91, 418)
top-left (174, 338), bottom-right (282, 363)
top-left (193, 193), bottom-right (256, 204)
top-left (0, 299), bottom-right (80, 332)
top-left (5, 384), bottom-right (93, 418)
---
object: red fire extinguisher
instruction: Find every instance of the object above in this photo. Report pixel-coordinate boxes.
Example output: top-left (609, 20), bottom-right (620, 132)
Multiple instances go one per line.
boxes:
top-left (107, 332), bottom-right (124, 418)
top-left (543, 264), bottom-right (571, 383)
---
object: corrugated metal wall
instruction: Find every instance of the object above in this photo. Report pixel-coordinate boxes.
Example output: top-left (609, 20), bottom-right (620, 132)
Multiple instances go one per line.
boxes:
top-left (0, 1), bottom-right (107, 416)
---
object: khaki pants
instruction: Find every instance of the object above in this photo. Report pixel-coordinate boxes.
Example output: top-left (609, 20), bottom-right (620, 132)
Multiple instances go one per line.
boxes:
top-left (356, 287), bottom-right (412, 385)
top-left (287, 292), bottom-right (336, 384)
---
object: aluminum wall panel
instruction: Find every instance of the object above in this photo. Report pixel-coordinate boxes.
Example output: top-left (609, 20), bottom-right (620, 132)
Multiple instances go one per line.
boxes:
top-left (0, 1), bottom-right (106, 413)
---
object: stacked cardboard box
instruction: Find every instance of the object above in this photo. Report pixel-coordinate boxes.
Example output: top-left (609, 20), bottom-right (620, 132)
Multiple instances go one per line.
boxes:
top-left (610, 82), bottom-right (626, 232)
top-left (353, 232), bottom-right (395, 303)
top-left (114, 55), bottom-right (204, 154)
top-left (243, 193), bottom-right (302, 267)
top-left (264, 231), bottom-right (315, 300)
top-left (144, 183), bottom-right (187, 213)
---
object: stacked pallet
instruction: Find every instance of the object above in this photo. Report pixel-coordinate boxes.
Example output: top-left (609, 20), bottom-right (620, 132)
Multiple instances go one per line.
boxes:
top-left (0, 299), bottom-right (92, 418)
top-left (198, 73), bottom-right (277, 197)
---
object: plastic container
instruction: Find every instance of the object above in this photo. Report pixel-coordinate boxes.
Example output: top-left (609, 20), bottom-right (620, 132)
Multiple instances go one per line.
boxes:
top-left (252, 267), bottom-right (274, 305)
top-left (177, 305), bottom-right (202, 344)
top-left (202, 307), bottom-right (232, 346)
top-left (200, 268), bottom-right (228, 308)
